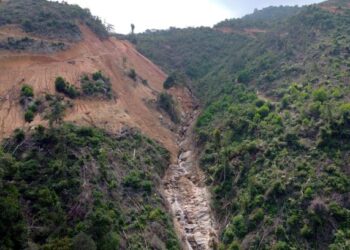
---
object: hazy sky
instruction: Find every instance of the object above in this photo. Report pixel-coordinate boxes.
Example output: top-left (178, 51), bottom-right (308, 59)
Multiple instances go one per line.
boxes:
top-left (61, 0), bottom-right (324, 34)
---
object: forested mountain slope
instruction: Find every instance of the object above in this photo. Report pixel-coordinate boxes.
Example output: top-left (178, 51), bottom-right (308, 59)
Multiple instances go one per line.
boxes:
top-left (0, 0), bottom-right (192, 249)
top-left (134, 1), bottom-right (350, 249)
top-left (1, 124), bottom-right (179, 249)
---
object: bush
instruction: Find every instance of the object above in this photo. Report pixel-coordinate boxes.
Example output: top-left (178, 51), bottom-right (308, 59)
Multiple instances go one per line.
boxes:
top-left (231, 215), bottom-right (247, 239)
top-left (340, 103), bottom-right (350, 120)
top-left (312, 88), bottom-right (327, 102)
top-left (157, 92), bottom-right (180, 123)
top-left (272, 241), bottom-right (289, 250)
top-left (92, 71), bottom-right (103, 81)
top-left (300, 224), bottom-right (312, 238)
top-left (228, 241), bottom-right (241, 250)
top-left (24, 110), bottom-right (34, 123)
top-left (81, 72), bottom-right (112, 98)
top-left (304, 187), bottom-right (313, 199)
top-left (237, 70), bottom-right (251, 83)
top-left (55, 77), bottom-right (67, 92)
top-left (21, 85), bottom-right (34, 98)
top-left (249, 208), bottom-right (264, 225)
top-left (14, 129), bottom-right (25, 143)
top-left (164, 75), bottom-right (176, 89)
top-left (128, 69), bottom-right (137, 81)
top-left (123, 170), bottom-right (152, 192)
top-left (55, 77), bottom-right (79, 99)
top-left (72, 232), bottom-right (96, 250)
top-left (257, 104), bottom-right (270, 118)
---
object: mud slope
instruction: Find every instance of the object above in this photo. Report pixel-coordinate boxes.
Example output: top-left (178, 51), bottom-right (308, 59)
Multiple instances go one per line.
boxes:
top-left (0, 25), bottom-right (178, 155)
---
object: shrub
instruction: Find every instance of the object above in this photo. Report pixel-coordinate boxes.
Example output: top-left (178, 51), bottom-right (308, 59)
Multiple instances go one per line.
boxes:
top-left (257, 104), bottom-right (270, 118)
top-left (157, 92), bottom-right (180, 123)
top-left (14, 129), bottom-right (25, 143)
top-left (65, 85), bottom-right (79, 99)
top-left (272, 241), bottom-right (289, 250)
top-left (72, 232), bottom-right (96, 250)
top-left (255, 99), bottom-right (265, 107)
top-left (123, 170), bottom-right (152, 192)
top-left (249, 208), bottom-right (264, 225)
top-left (164, 75), bottom-right (176, 89)
top-left (99, 232), bottom-right (120, 250)
top-left (24, 110), bottom-right (34, 123)
top-left (92, 71), bottom-right (104, 81)
top-left (128, 69), bottom-right (137, 81)
top-left (228, 241), bottom-right (241, 250)
top-left (300, 224), bottom-right (312, 238)
top-left (81, 72), bottom-right (112, 98)
top-left (237, 70), bottom-right (251, 83)
top-left (21, 85), bottom-right (34, 98)
top-left (55, 77), bottom-right (79, 99)
top-left (304, 187), bottom-right (313, 199)
top-left (28, 103), bottom-right (38, 113)
top-left (340, 103), bottom-right (350, 120)
top-left (231, 215), bottom-right (247, 238)
top-left (55, 77), bottom-right (67, 92)
top-left (312, 88), bottom-right (327, 102)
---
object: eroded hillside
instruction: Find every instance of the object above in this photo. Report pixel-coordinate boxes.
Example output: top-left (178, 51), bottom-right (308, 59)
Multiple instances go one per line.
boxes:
top-left (0, 24), bottom-right (184, 157)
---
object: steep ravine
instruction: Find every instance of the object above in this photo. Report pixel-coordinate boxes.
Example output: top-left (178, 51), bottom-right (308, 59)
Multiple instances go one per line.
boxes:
top-left (163, 107), bottom-right (218, 250)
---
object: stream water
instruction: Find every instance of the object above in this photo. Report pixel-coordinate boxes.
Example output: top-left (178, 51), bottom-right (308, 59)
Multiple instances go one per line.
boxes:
top-left (163, 110), bottom-right (218, 250)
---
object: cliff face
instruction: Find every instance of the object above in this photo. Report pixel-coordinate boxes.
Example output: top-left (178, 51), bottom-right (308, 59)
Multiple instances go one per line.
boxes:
top-left (0, 24), bottom-right (183, 156)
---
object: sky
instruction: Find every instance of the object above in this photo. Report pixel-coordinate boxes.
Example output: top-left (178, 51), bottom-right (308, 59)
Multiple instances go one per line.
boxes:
top-left (60, 0), bottom-right (324, 34)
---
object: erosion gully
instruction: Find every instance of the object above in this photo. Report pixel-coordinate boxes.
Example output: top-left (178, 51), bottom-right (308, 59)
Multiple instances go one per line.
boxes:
top-left (163, 107), bottom-right (218, 250)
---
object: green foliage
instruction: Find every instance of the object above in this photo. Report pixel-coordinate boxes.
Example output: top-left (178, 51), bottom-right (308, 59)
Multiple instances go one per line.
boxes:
top-left (0, 0), bottom-right (108, 40)
top-left (14, 129), bottom-right (25, 143)
top-left (19, 85), bottom-right (41, 123)
top-left (157, 92), bottom-right (180, 123)
top-left (135, 4), bottom-right (350, 248)
top-left (0, 124), bottom-right (178, 249)
top-left (55, 77), bottom-right (80, 99)
top-left (24, 109), bottom-right (34, 123)
top-left (312, 87), bottom-right (328, 102)
top-left (81, 71), bottom-right (112, 98)
top-left (20, 84), bottom-right (34, 98)
top-left (128, 69), bottom-right (137, 81)
top-left (0, 183), bottom-right (27, 249)
top-left (194, 83), bottom-right (350, 248)
top-left (164, 75), bottom-right (176, 89)
top-left (329, 229), bottom-right (350, 250)
top-left (44, 96), bottom-right (68, 127)
top-left (230, 215), bottom-right (247, 239)
top-left (123, 170), bottom-right (153, 192)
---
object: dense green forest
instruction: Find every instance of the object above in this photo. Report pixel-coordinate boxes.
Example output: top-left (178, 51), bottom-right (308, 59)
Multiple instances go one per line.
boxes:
top-left (0, 124), bottom-right (179, 250)
top-left (135, 1), bottom-right (350, 249)
top-left (0, 0), bottom-right (108, 40)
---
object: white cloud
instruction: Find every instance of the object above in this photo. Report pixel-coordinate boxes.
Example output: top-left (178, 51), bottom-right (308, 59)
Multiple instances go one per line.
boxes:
top-left (61, 0), bottom-right (233, 34)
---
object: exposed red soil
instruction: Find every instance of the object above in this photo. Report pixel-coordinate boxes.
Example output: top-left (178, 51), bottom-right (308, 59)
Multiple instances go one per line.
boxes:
top-left (0, 24), bottom-right (185, 158)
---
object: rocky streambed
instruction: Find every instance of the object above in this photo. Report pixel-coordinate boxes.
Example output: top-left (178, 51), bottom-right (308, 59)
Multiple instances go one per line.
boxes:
top-left (163, 110), bottom-right (218, 250)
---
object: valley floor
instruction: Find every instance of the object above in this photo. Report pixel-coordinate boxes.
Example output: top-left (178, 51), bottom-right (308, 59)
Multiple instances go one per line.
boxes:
top-left (163, 109), bottom-right (218, 250)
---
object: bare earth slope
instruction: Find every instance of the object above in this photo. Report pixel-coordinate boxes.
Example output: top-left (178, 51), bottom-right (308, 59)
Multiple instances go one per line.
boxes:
top-left (0, 24), bottom-right (179, 155)
top-left (0, 24), bottom-right (218, 249)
